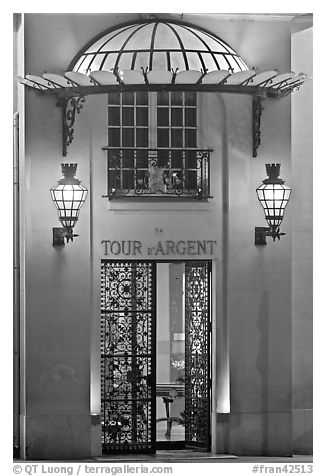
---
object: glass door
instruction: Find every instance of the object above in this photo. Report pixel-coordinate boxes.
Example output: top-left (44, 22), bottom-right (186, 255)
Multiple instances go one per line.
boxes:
top-left (156, 262), bottom-right (186, 448)
top-left (155, 261), bottom-right (211, 451)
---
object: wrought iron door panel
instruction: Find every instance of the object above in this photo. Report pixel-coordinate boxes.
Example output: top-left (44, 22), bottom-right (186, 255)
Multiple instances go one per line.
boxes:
top-left (184, 261), bottom-right (211, 450)
top-left (101, 261), bottom-right (156, 453)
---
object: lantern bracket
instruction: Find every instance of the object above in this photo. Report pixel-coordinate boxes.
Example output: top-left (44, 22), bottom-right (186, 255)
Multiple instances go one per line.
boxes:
top-left (255, 226), bottom-right (285, 246)
top-left (56, 96), bottom-right (86, 157)
top-left (53, 227), bottom-right (79, 246)
top-left (252, 95), bottom-right (264, 157)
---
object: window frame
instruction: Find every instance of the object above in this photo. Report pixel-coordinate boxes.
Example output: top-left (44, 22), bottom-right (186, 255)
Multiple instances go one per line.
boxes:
top-left (106, 91), bottom-right (208, 199)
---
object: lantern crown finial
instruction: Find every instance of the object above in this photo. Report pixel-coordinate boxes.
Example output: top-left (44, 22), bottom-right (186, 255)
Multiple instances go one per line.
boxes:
top-left (61, 162), bottom-right (77, 178)
top-left (263, 163), bottom-right (284, 184)
top-left (59, 163), bottom-right (81, 185)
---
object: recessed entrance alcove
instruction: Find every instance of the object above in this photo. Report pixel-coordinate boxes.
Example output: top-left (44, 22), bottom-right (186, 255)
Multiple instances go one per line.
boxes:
top-left (101, 260), bottom-right (211, 453)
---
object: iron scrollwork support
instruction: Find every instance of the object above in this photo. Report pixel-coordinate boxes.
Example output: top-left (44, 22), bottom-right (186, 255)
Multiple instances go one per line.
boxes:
top-left (252, 95), bottom-right (264, 157)
top-left (57, 96), bottom-right (86, 156)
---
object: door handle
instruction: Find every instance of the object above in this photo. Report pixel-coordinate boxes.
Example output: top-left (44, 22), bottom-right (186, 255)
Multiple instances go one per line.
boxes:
top-left (147, 373), bottom-right (154, 386)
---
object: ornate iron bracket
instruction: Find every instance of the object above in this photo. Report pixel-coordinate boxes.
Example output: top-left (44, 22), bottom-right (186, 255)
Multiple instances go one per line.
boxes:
top-left (55, 91), bottom-right (265, 158)
top-left (53, 227), bottom-right (79, 246)
top-left (255, 226), bottom-right (285, 245)
top-left (252, 95), bottom-right (264, 157)
top-left (56, 96), bottom-right (86, 156)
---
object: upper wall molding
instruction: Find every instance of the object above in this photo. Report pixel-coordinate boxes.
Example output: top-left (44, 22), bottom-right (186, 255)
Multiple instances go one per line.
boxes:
top-left (185, 13), bottom-right (312, 22)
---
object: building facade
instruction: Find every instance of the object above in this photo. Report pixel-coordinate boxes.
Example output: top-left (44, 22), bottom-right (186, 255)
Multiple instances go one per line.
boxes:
top-left (13, 13), bottom-right (313, 460)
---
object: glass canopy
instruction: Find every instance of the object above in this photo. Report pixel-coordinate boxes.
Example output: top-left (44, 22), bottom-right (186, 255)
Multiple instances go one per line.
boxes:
top-left (19, 19), bottom-right (310, 158)
top-left (70, 20), bottom-right (249, 75)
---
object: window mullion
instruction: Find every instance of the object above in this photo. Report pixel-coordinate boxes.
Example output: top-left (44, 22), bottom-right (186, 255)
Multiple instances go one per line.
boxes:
top-left (169, 94), bottom-right (171, 148)
top-left (134, 94), bottom-right (137, 148)
top-left (149, 92), bottom-right (156, 148)
top-left (182, 92), bottom-right (185, 148)
top-left (133, 97), bottom-right (136, 189)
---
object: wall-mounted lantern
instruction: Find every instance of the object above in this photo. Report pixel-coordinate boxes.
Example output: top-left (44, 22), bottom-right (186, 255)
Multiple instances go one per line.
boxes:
top-left (255, 163), bottom-right (291, 245)
top-left (50, 163), bottom-right (88, 245)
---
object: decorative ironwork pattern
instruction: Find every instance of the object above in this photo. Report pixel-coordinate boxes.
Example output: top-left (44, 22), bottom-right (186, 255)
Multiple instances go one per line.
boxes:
top-left (252, 95), bottom-right (263, 158)
top-left (104, 148), bottom-right (211, 199)
top-left (184, 261), bottom-right (211, 450)
top-left (57, 96), bottom-right (86, 156)
top-left (101, 261), bottom-right (156, 454)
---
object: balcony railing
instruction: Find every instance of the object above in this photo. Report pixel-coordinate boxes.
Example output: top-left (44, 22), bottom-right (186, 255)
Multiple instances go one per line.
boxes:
top-left (104, 148), bottom-right (212, 200)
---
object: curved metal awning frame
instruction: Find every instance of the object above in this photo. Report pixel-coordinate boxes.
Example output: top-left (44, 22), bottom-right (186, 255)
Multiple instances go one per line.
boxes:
top-left (19, 68), bottom-right (310, 157)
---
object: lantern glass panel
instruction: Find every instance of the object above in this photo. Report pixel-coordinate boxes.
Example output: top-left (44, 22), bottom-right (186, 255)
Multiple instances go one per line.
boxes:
top-left (256, 183), bottom-right (291, 229)
top-left (51, 180), bottom-right (88, 230)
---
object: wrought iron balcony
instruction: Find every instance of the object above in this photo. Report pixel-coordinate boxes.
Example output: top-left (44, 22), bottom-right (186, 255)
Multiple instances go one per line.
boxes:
top-left (104, 148), bottom-right (212, 200)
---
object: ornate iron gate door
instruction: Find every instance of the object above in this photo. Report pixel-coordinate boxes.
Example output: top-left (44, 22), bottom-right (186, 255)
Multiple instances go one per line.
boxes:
top-left (184, 261), bottom-right (211, 451)
top-left (101, 261), bottom-right (156, 453)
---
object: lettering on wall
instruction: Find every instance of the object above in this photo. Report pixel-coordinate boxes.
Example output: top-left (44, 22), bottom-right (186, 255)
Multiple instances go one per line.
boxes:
top-left (101, 240), bottom-right (217, 257)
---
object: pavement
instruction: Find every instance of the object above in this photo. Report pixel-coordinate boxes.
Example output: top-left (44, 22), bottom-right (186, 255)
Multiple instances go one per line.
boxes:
top-left (14, 452), bottom-right (313, 464)
top-left (94, 452), bottom-right (313, 463)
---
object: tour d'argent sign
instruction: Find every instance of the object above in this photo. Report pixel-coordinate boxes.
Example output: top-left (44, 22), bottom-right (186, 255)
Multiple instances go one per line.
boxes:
top-left (101, 240), bottom-right (217, 257)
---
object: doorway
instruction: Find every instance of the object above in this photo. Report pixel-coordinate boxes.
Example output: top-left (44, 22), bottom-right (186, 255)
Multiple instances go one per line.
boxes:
top-left (101, 260), bottom-right (211, 454)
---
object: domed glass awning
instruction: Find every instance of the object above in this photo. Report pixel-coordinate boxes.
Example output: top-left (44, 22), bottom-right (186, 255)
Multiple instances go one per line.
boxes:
top-left (20, 18), bottom-right (309, 97)
top-left (70, 19), bottom-right (249, 74)
top-left (20, 18), bottom-right (309, 98)
top-left (19, 19), bottom-right (310, 157)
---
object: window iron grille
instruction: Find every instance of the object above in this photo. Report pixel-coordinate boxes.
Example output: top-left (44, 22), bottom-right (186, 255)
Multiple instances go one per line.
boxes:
top-left (103, 147), bottom-right (212, 200)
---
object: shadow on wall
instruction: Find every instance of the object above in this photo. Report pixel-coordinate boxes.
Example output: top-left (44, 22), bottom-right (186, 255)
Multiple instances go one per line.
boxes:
top-left (256, 290), bottom-right (270, 454)
top-left (255, 290), bottom-right (292, 456)
top-left (293, 431), bottom-right (313, 455)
